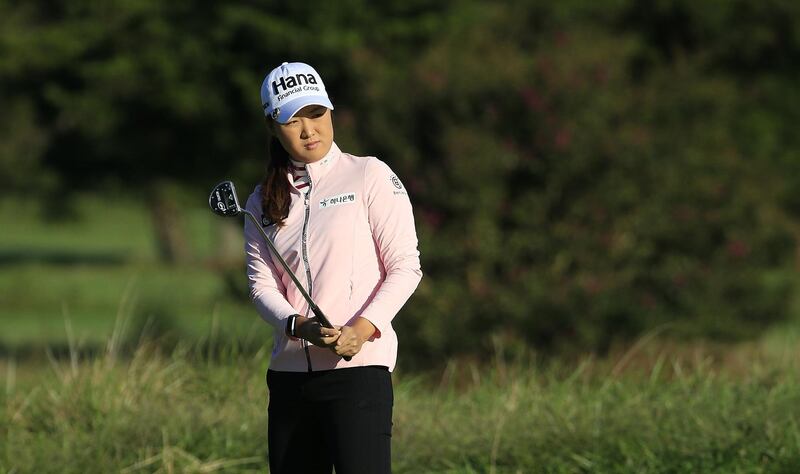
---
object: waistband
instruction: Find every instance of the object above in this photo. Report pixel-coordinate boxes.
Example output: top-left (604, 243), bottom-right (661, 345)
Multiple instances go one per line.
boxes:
top-left (268, 365), bottom-right (389, 378)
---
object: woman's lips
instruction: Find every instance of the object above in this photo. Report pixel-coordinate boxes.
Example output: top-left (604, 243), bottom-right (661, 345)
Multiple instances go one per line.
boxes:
top-left (304, 141), bottom-right (320, 150)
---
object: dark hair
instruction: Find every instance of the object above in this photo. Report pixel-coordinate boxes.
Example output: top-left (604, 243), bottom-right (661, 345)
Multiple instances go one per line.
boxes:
top-left (259, 122), bottom-right (291, 226)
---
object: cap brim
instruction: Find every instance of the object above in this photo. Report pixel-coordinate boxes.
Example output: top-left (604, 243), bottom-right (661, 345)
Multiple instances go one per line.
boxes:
top-left (275, 96), bottom-right (334, 123)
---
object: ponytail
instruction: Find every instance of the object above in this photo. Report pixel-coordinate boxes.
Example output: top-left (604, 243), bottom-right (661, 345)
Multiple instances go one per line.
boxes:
top-left (259, 126), bottom-right (291, 227)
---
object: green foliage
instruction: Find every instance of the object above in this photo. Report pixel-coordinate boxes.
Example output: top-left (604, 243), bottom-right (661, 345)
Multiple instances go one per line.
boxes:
top-left (368, 1), bottom-right (800, 358)
top-left (1, 0), bottom-right (799, 359)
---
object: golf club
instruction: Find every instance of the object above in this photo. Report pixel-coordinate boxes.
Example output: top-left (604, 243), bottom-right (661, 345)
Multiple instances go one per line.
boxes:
top-left (209, 180), bottom-right (351, 361)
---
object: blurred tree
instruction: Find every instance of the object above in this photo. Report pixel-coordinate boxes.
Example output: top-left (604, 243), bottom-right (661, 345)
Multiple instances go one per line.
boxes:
top-left (0, 0), bottom-right (797, 359)
top-left (0, 96), bottom-right (53, 192)
top-left (342, 0), bottom-right (798, 359)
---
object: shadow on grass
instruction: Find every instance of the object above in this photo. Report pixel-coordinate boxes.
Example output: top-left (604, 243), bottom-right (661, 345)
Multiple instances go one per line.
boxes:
top-left (0, 285), bottom-right (274, 364)
top-left (0, 303), bottom-right (272, 363)
top-left (0, 248), bottom-right (130, 266)
top-left (0, 336), bottom-right (271, 363)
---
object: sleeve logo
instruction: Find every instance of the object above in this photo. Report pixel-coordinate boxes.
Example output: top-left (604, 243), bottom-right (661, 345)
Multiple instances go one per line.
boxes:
top-left (390, 174), bottom-right (404, 190)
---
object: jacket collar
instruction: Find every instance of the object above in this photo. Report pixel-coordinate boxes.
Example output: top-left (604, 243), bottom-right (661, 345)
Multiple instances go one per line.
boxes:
top-left (302, 141), bottom-right (341, 185)
top-left (286, 142), bottom-right (341, 193)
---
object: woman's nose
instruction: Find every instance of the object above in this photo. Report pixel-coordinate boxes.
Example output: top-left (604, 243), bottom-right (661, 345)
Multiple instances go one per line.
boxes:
top-left (300, 120), bottom-right (314, 139)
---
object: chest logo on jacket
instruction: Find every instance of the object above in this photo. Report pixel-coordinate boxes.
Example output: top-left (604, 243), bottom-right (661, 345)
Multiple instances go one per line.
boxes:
top-left (319, 192), bottom-right (356, 209)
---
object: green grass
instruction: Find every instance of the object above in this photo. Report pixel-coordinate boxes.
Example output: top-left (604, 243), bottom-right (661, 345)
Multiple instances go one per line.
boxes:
top-left (2, 335), bottom-right (800, 473)
top-left (0, 262), bottom-right (262, 345)
top-left (0, 194), bottom-right (259, 351)
top-left (0, 261), bottom-right (270, 354)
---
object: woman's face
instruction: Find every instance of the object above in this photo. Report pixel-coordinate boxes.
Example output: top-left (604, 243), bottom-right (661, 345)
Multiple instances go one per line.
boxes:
top-left (273, 105), bottom-right (334, 163)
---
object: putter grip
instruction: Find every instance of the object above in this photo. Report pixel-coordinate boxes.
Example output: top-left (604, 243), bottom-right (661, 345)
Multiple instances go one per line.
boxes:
top-left (313, 306), bottom-right (352, 362)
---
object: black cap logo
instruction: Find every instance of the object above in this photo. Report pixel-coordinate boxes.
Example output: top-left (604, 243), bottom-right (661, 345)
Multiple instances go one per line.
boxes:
top-left (271, 108), bottom-right (280, 120)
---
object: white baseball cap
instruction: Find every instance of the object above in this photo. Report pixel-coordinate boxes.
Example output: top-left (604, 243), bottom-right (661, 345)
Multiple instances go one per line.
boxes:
top-left (260, 62), bottom-right (334, 123)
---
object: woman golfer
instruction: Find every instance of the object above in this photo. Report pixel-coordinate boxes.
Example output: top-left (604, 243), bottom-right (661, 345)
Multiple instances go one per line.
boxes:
top-left (244, 61), bottom-right (422, 473)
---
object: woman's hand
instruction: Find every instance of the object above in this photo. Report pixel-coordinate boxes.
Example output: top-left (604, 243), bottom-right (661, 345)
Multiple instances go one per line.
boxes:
top-left (295, 316), bottom-right (340, 347)
top-left (332, 318), bottom-right (376, 358)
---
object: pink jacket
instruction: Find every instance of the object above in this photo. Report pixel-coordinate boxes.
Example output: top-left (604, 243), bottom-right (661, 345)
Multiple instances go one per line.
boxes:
top-left (244, 142), bottom-right (422, 372)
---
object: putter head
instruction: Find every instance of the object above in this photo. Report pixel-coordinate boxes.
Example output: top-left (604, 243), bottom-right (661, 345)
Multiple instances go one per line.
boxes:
top-left (209, 180), bottom-right (242, 217)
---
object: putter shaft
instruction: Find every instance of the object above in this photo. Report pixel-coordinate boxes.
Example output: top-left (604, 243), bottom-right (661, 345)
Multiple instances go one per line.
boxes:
top-left (210, 180), bottom-right (349, 361)
top-left (243, 210), bottom-right (335, 329)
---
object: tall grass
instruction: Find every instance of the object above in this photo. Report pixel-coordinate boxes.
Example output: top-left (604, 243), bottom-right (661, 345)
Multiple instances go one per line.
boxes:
top-left (3, 330), bottom-right (800, 473)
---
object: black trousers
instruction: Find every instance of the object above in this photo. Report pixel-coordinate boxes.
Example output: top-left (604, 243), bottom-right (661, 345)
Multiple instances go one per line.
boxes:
top-left (266, 365), bottom-right (393, 474)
